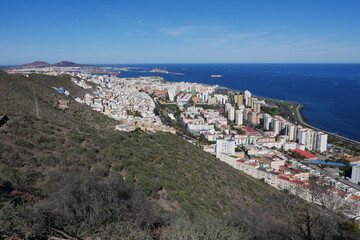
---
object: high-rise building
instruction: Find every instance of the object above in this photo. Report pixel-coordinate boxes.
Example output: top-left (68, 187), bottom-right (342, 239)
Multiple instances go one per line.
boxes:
top-left (351, 165), bottom-right (360, 184)
top-left (244, 90), bottom-right (252, 107)
top-left (296, 128), bottom-right (327, 152)
top-left (234, 94), bottom-right (244, 106)
top-left (228, 107), bottom-right (235, 121)
top-left (263, 113), bottom-right (273, 130)
top-left (235, 109), bottom-right (243, 125)
top-left (297, 128), bottom-right (315, 150)
top-left (167, 88), bottom-right (176, 102)
top-left (271, 118), bottom-right (281, 134)
top-left (243, 108), bottom-right (250, 121)
top-left (315, 132), bottom-right (328, 152)
top-left (216, 138), bottom-right (235, 158)
top-left (287, 124), bottom-right (297, 141)
top-left (225, 102), bottom-right (232, 112)
top-left (248, 111), bottom-right (260, 125)
top-left (252, 100), bottom-right (262, 112)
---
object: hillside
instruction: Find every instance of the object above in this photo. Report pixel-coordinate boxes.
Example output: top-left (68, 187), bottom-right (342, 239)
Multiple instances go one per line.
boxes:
top-left (0, 71), bottom-right (358, 239)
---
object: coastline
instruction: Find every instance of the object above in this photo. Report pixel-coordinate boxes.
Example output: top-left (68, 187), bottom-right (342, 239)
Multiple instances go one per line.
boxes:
top-left (295, 103), bottom-right (360, 145)
top-left (112, 71), bottom-right (360, 148)
top-left (216, 86), bottom-right (360, 147)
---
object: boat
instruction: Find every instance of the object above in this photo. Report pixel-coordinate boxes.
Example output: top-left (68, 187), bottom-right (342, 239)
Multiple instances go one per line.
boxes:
top-left (210, 74), bottom-right (222, 78)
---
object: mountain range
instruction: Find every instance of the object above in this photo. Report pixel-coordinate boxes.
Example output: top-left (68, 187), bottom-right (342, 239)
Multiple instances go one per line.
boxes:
top-left (0, 61), bottom-right (91, 70)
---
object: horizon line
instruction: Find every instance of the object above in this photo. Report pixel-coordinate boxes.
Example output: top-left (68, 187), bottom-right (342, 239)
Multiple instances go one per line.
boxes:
top-left (2, 62), bottom-right (360, 66)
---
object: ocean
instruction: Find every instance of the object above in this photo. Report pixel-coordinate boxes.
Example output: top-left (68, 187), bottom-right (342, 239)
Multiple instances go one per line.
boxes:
top-left (108, 63), bottom-right (360, 141)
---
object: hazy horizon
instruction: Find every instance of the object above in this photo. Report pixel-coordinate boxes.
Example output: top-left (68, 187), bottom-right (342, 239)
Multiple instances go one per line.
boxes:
top-left (3, 62), bottom-right (360, 67)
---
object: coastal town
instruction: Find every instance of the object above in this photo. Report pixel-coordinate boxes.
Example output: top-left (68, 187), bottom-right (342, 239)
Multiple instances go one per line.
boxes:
top-left (7, 65), bottom-right (360, 216)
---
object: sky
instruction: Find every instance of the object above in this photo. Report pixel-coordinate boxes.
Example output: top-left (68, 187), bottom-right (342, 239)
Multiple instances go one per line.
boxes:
top-left (1, 0), bottom-right (360, 65)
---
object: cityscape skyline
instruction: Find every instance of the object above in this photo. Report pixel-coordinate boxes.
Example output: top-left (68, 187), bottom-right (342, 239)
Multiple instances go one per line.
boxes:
top-left (1, 0), bottom-right (360, 65)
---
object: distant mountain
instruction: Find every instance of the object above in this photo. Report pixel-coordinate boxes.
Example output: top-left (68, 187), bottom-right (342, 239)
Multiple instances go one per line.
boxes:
top-left (51, 61), bottom-right (90, 67)
top-left (0, 60), bottom-right (92, 70)
top-left (0, 61), bottom-right (50, 70)
top-left (18, 61), bottom-right (51, 68)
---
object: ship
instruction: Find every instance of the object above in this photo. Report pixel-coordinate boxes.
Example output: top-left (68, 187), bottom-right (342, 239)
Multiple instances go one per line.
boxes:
top-left (210, 74), bottom-right (222, 78)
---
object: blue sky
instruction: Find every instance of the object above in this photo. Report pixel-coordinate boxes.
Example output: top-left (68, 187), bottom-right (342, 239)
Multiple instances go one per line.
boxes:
top-left (1, 0), bottom-right (360, 64)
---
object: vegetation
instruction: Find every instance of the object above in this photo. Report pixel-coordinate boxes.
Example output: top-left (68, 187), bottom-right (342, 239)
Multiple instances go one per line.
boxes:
top-left (0, 71), bottom-right (358, 239)
top-left (328, 135), bottom-right (360, 156)
top-left (262, 99), bottom-right (300, 122)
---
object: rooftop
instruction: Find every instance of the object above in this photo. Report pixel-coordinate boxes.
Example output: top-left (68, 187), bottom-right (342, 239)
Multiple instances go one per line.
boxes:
top-left (291, 149), bottom-right (317, 159)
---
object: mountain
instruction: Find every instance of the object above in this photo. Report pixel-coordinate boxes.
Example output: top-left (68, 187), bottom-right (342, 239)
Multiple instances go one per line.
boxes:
top-left (0, 61), bottom-right (50, 70)
top-left (0, 71), bottom-right (356, 239)
top-left (18, 61), bottom-right (51, 68)
top-left (51, 61), bottom-right (90, 67)
top-left (0, 61), bottom-right (91, 70)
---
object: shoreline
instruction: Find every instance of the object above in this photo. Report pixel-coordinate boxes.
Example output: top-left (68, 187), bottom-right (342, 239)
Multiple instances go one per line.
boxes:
top-left (295, 103), bottom-right (360, 145)
top-left (214, 86), bottom-right (360, 146)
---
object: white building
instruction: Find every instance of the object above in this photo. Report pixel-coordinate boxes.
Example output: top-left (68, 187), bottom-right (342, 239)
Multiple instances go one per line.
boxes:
top-left (244, 90), bottom-right (252, 107)
top-left (228, 107), bottom-right (235, 121)
top-left (235, 109), bottom-right (244, 126)
top-left (168, 88), bottom-right (176, 102)
top-left (297, 128), bottom-right (315, 150)
top-left (233, 135), bottom-right (248, 146)
top-left (283, 142), bottom-right (297, 151)
top-left (297, 128), bottom-right (327, 152)
top-left (287, 124), bottom-right (297, 141)
top-left (225, 103), bottom-right (232, 112)
top-left (351, 165), bottom-right (360, 184)
top-left (215, 94), bottom-right (228, 104)
top-left (315, 132), bottom-right (328, 152)
top-left (272, 118), bottom-right (281, 134)
top-left (187, 121), bottom-right (214, 133)
top-left (263, 113), bottom-right (273, 130)
top-left (216, 138), bottom-right (235, 158)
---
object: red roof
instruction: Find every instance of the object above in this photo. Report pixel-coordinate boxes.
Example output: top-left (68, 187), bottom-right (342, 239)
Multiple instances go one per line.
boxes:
top-left (337, 191), bottom-right (347, 198)
top-left (237, 160), bottom-right (245, 163)
top-left (291, 180), bottom-right (305, 185)
top-left (350, 194), bottom-right (360, 201)
top-left (291, 149), bottom-right (317, 159)
top-left (278, 176), bottom-right (290, 181)
top-left (242, 126), bottom-right (257, 133)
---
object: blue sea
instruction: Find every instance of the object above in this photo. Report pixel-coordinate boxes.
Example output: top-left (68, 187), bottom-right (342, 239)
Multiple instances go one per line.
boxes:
top-left (107, 63), bottom-right (360, 141)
